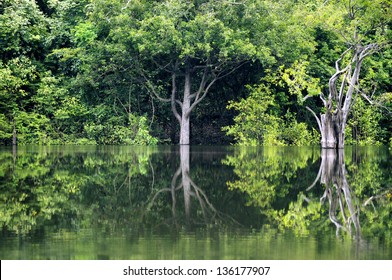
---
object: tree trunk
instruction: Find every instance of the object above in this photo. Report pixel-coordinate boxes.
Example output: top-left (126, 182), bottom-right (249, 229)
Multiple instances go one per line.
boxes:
top-left (179, 112), bottom-right (190, 145)
top-left (179, 66), bottom-right (192, 145)
top-left (308, 43), bottom-right (378, 149)
top-left (12, 122), bottom-right (17, 146)
top-left (320, 110), bottom-right (345, 149)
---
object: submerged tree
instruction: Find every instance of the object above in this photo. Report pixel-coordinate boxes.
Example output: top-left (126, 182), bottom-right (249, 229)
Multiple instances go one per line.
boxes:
top-left (107, 0), bottom-right (265, 145)
top-left (296, 0), bottom-right (390, 149)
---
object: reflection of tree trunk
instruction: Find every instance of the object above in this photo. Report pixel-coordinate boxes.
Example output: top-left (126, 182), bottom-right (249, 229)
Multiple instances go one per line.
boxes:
top-left (181, 145), bottom-right (191, 220)
top-left (309, 149), bottom-right (361, 237)
top-left (148, 146), bottom-right (229, 227)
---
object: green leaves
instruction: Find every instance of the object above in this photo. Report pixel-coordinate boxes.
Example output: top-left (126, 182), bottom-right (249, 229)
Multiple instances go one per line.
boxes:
top-left (280, 61), bottom-right (321, 104)
top-left (223, 78), bottom-right (319, 146)
top-left (72, 22), bottom-right (98, 47)
top-left (0, 0), bottom-right (49, 56)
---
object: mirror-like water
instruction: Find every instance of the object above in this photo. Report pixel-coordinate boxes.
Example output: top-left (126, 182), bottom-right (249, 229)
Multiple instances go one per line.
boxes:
top-left (0, 145), bottom-right (391, 260)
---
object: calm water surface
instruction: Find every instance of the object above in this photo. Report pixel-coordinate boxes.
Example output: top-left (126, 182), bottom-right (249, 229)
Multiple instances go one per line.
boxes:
top-left (0, 145), bottom-right (391, 259)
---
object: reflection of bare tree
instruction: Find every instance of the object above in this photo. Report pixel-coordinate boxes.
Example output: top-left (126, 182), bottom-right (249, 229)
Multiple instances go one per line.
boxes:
top-left (148, 145), bottom-right (234, 227)
top-left (307, 149), bottom-right (361, 238)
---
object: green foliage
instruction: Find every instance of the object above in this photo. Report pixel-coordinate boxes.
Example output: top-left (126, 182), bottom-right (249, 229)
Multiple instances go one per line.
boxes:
top-left (15, 111), bottom-right (53, 144)
top-left (280, 61), bottom-right (321, 104)
top-left (276, 193), bottom-right (324, 236)
top-left (223, 84), bottom-right (281, 146)
top-left (84, 113), bottom-right (158, 145)
top-left (0, 0), bottom-right (49, 58)
top-left (280, 111), bottom-right (320, 146)
top-left (126, 0), bottom-right (259, 61)
top-left (0, 0), bottom-right (391, 145)
top-left (0, 146), bottom-right (154, 235)
top-left (346, 98), bottom-right (384, 145)
top-left (223, 146), bottom-right (320, 222)
top-left (225, 146), bottom-right (392, 242)
top-left (0, 114), bottom-right (12, 144)
top-left (223, 83), bottom-right (319, 146)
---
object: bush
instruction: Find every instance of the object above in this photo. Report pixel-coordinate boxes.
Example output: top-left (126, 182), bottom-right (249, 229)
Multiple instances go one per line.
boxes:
top-left (84, 113), bottom-right (158, 145)
top-left (223, 84), bottom-right (318, 146)
top-left (346, 98), bottom-right (384, 145)
top-left (14, 112), bottom-right (53, 144)
top-left (0, 114), bottom-right (12, 144)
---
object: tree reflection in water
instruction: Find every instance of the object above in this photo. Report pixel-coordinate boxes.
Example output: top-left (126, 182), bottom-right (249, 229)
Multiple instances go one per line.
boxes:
top-left (224, 146), bottom-right (392, 243)
top-left (307, 149), bottom-right (361, 238)
top-left (1, 145), bottom-right (391, 259)
top-left (147, 145), bottom-right (237, 229)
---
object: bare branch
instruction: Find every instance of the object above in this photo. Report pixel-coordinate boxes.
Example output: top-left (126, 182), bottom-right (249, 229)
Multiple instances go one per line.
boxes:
top-left (306, 106), bottom-right (322, 132)
top-left (329, 64), bottom-right (350, 102)
top-left (189, 67), bottom-right (208, 100)
top-left (359, 43), bottom-right (379, 61)
top-left (363, 189), bottom-right (392, 206)
top-left (319, 92), bottom-right (327, 107)
top-left (348, 82), bottom-right (392, 114)
top-left (302, 94), bottom-right (314, 102)
top-left (186, 77), bottom-right (218, 118)
top-left (216, 60), bottom-right (248, 80)
top-left (335, 47), bottom-right (352, 72)
top-left (116, 96), bottom-right (129, 114)
top-left (121, 0), bottom-right (132, 10)
top-left (140, 70), bottom-right (171, 102)
top-left (306, 161), bottom-right (322, 191)
top-left (186, 61), bottom-right (247, 118)
top-left (342, 57), bottom-right (364, 118)
top-left (337, 72), bottom-right (347, 108)
top-left (171, 72), bottom-right (182, 124)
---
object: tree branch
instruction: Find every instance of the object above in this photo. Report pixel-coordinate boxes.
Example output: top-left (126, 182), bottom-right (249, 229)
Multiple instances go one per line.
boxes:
top-left (171, 72), bottom-right (182, 124)
top-left (186, 76), bottom-right (218, 118)
top-left (306, 106), bottom-right (322, 133)
top-left (189, 67), bottom-right (208, 100)
top-left (140, 70), bottom-right (171, 102)
top-left (359, 43), bottom-right (379, 61)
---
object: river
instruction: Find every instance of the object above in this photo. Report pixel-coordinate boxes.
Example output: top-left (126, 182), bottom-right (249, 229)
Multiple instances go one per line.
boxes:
top-left (0, 145), bottom-right (391, 259)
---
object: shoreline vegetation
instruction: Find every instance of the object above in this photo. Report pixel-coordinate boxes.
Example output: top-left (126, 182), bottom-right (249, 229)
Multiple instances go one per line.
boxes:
top-left (1, 0), bottom-right (391, 147)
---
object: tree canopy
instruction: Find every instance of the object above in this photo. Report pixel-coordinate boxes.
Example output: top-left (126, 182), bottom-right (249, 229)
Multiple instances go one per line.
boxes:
top-left (0, 0), bottom-right (391, 146)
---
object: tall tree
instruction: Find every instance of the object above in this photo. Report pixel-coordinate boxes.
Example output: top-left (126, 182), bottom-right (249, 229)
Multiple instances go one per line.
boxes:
top-left (103, 0), bottom-right (264, 144)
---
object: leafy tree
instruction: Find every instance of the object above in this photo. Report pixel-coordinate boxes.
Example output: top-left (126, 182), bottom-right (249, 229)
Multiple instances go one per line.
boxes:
top-left (94, 0), bottom-right (267, 144)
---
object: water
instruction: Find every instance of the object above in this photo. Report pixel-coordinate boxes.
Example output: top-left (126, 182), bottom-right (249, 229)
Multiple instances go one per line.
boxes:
top-left (0, 145), bottom-right (391, 260)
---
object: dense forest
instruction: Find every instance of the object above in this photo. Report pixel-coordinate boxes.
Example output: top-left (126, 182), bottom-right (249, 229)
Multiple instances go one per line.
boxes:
top-left (1, 0), bottom-right (391, 146)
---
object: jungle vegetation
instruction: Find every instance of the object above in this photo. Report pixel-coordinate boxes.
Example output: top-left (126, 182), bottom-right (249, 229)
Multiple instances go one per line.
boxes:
top-left (1, 0), bottom-right (391, 146)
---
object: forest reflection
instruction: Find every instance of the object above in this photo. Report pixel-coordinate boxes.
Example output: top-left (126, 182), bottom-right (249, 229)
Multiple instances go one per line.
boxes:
top-left (225, 146), bottom-right (392, 242)
top-left (1, 145), bottom-right (391, 259)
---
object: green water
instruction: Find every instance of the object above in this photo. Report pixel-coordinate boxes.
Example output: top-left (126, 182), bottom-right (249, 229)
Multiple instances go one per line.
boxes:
top-left (0, 145), bottom-right (391, 260)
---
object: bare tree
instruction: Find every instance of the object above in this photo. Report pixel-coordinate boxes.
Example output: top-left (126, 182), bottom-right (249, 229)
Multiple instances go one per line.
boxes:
top-left (307, 42), bottom-right (379, 149)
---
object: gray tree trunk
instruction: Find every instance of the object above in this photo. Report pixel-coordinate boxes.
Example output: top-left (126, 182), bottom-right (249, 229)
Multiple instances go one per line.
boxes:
top-left (320, 110), bottom-right (345, 149)
top-left (179, 69), bottom-right (192, 145)
top-left (144, 57), bottom-right (244, 145)
top-left (313, 43), bottom-right (378, 149)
